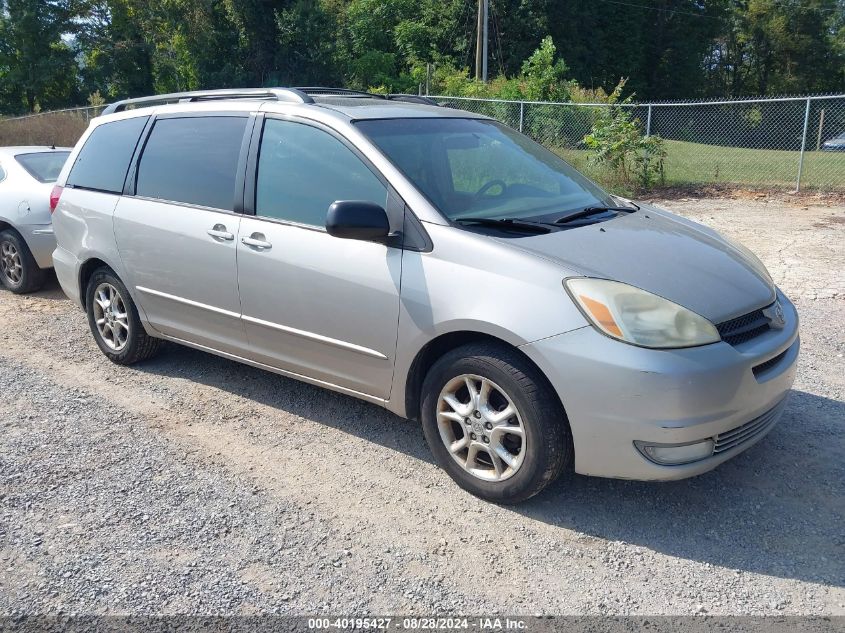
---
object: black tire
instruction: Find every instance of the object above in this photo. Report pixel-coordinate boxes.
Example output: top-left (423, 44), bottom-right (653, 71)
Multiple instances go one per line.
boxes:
top-left (0, 229), bottom-right (46, 294)
top-left (85, 267), bottom-right (161, 364)
top-left (421, 341), bottom-right (572, 504)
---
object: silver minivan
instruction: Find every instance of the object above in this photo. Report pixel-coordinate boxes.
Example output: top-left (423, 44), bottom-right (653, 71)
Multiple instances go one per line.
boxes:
top-left (51, 88), bottom-right (799, 503)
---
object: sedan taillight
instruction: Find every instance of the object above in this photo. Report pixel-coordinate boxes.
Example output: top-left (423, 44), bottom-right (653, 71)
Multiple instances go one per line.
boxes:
top-left (49, 185), bottom-right (63, 213)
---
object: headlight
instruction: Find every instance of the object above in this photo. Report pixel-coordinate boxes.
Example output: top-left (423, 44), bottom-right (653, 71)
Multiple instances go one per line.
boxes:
top-left (720, 234), bottom-right (772, 285)
top-left (564, 278), bottom-right (720, 348)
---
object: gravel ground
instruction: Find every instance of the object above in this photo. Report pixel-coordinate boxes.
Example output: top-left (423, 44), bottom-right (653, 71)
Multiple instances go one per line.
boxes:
top-left (0, 196), bottom-right (843, 616)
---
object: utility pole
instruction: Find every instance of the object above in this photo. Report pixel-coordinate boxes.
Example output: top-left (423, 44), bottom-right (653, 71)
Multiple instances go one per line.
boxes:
top-left (475, 0), bottom-right (482, 81)
top-left (482, 0), bottom-right (488, 82)
top-left (475, 0), bottom-right (488, 82)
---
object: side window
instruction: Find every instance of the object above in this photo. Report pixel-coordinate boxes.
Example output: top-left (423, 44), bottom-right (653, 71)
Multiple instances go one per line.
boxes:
top-left (136, 116), bottom-right (247, 211)
top-left (0, 163), bottom-right (5, 183)
top-left (255, 119), bottom-right (387, 227)
top-left (67, 116), bottom-right (149, 193)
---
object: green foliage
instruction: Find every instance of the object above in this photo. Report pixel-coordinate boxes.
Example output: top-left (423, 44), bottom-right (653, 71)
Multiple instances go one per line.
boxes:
top-left (583, 80), bottom-right (667, 191)
top-left (412, 36), bottom-right (574, 102)
top-left (0, 0), bottom-right (80, 113)
top-left (520, 36), bottom-right (571, 101)
top-left (0, 0), bottom-right (843, 114)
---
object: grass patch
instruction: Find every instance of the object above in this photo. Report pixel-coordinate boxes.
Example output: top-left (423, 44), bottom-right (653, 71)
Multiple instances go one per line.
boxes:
top-left (556, 139), bottom-right (845, 193)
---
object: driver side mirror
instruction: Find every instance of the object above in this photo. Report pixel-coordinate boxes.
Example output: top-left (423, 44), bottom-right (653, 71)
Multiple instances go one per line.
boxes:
top-left (326, 200), bottom-right (391, 242)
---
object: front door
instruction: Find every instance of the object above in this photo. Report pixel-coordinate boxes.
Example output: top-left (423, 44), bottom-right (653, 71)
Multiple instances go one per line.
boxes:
top-left (236, 117), bottom-right (402, 400)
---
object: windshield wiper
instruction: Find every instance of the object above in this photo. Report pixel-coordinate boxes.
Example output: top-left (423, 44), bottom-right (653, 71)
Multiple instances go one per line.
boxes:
top-left (453, 217), bottom-right (551, 233)
top-left (554, 204), bottom-right (639, 225)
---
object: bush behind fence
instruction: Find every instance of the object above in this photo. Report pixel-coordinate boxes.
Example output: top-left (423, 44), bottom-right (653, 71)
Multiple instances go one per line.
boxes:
top-left (1, 95), bottom-right (843, 194)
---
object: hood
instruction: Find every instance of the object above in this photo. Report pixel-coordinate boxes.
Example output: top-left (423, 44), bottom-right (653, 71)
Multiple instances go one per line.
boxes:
top-left (505, 205), bottom-right (775, 324)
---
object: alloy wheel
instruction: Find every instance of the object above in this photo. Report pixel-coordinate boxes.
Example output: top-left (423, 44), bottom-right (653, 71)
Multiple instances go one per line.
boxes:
top-left (0, 240), bottom-right (23, 286)
top-left (92, 282), bottom-right (130, 352)
top-left (436, 374), bottom-right (526, 482)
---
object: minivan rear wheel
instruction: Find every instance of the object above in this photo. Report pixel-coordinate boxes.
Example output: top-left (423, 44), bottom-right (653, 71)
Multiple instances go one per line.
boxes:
top-left (0, 229), bottom-right (45, 294)
top-left (85, 268), bottom-right (160, 364)
top-left (421, 342), bottom-right (572, 503)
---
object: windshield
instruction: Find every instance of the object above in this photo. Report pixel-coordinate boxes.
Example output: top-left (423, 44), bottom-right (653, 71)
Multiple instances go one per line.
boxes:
top-left (15, 151), bottom-right (70, 183)
top-left (355, 118), bottom-right (614, 221)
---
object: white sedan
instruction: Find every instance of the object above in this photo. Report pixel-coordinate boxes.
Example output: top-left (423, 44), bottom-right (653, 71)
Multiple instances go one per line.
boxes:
top-left (0, 146), bottom-right (71, 293)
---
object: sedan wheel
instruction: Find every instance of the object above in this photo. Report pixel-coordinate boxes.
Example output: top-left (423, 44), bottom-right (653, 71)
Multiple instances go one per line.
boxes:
top-left (0, 230), bottom-right (46, 294)
top-left (0, 240), bottom-right (23, 286)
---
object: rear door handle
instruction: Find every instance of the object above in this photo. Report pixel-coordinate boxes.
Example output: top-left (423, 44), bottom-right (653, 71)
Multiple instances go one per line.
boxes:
top-left (207, 224), bottom-right (234, 241)
top-left (242, 234), bottom-right (272, 250)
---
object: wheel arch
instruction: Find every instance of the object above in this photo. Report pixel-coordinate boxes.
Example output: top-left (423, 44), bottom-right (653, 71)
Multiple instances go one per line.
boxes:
top-left (403, 330), bottom-right (564, 423)
top-left (78, 257), bottom-right (116, 310)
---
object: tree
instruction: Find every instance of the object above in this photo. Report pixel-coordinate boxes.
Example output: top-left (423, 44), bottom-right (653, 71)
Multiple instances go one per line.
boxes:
top-left (77, 0), bottom-right (155, 99)
top-left (705, 0), bottom-right (845, 96)
top-left (0, 0), bottom-right (80, 113)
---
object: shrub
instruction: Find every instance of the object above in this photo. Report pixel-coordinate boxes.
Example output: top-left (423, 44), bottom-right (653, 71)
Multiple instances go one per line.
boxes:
top-left (583, 79), bottom-right (666, 191)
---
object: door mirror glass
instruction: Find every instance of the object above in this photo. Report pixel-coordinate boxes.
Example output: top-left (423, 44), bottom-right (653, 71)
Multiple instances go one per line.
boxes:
top-left (326, 201), bottom-right (390, 242)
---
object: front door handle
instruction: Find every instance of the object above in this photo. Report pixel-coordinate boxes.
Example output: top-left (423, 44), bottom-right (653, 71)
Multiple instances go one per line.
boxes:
top-left (242, 233), bottom-right (272, 250)
top-left (207, 224), bottom-right (234, 241)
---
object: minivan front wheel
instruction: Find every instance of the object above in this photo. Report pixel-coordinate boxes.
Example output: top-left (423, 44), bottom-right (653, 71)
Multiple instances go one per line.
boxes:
top-left (85, 268), bottom-right (160, 364)
top-left (421, 342), bottom-right (572, 503)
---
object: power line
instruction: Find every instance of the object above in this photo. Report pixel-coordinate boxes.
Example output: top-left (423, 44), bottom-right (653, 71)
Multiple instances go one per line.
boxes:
top-left (596, 0), bottom-right (842, 19)
top-left (593, 0), bottom-right (726, 21)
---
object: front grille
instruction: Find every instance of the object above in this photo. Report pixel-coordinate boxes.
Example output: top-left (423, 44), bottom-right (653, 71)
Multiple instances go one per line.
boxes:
top-left (713, 400), bottom-right (785, 454)
top-left (753, 349), bottom-right (788, 378)
top-left (717, 307), bottom-right (771, 345)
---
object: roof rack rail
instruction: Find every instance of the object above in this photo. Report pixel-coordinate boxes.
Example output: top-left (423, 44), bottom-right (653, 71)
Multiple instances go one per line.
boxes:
top-left (386, 94), bottom-right (440, 106)
top-left (101, 88), bottom-right (314, 116)
top-left (295, 87), bottom-right (441, 107)
top-left (295, 87), bottom-right (388, 99)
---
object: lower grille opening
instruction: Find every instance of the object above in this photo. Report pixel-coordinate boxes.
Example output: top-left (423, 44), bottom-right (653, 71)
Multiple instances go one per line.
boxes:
top-left (753, 349), bottom-right (788, 378)
top-left (713, 399), bottom-right (786, 454)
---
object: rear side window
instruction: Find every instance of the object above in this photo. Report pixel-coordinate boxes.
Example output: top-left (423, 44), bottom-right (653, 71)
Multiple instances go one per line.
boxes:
top-left (0, 163), bottom-right (5, 182)
top-left (136, 116), bottom-right (247, 211)
top-left (67, 116), bottom-right (148, 193)
top-left (15, 151), bottom-right (70, 183)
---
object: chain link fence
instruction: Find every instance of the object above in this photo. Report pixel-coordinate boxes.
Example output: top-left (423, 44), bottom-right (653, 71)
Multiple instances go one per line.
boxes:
top-left (1, 95), bottom-right (843, 193)
top-left (433, 94), bottom-right (845, 194)
top-left (0, 105), bottom-right (106, 148)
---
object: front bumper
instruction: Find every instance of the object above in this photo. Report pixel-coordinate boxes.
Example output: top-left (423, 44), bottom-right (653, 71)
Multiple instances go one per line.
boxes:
top-left (520, 289), bottom-right (799, 480)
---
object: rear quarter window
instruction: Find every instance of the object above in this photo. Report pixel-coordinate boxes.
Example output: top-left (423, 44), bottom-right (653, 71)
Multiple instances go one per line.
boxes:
top-left (67, 116), bottom-right (149, 193)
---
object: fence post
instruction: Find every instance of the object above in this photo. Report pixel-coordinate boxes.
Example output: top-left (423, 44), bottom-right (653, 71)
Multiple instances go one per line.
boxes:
top-left (519, 101), bottom-right (524, 133)
top-left (795, 97), bottom-right (811, 192)
top-left (645, 104), bottom-right (653, 137)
